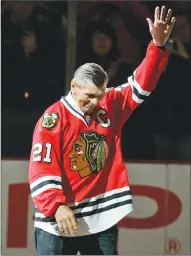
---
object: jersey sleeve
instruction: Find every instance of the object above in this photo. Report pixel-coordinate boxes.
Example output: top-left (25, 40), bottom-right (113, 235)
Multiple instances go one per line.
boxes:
top-left (109, 41), bottom-right (169, 124)
top-left (28, 109), bottom-right (66, 217)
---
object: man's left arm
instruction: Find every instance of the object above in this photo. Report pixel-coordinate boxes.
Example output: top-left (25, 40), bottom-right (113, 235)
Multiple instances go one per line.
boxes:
top-left (119, 41), bottom-right (169, 113)
top-left (110, 6), bottom-right (176, 122)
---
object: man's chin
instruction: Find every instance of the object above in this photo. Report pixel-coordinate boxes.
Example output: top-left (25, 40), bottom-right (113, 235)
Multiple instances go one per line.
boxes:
top-left (86, 107), bottom-right (95, 113)
top-left (81, 106), bottom-right (95, 114)
top-left (86, 109), bottom-right (92, 114)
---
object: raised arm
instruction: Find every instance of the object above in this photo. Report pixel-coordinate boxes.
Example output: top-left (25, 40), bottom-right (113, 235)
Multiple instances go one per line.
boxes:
top-left (109, 6), bottom-right (176, 123)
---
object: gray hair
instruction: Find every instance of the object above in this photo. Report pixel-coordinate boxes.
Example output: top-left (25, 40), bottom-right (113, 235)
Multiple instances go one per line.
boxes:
top-left (73, 63), bottom-right (108, 87)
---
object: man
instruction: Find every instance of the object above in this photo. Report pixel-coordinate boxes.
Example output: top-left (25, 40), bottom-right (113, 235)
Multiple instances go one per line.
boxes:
top-left (28, 6), bottom-right (175, 255)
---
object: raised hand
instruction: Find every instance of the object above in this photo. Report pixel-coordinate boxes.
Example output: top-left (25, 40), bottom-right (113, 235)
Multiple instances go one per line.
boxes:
top-left (146, 6), bottom-right (176, 47)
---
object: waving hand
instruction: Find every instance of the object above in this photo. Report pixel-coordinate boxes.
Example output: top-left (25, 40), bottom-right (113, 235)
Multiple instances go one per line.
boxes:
top-left (146, 6), bottom-right (176, 46)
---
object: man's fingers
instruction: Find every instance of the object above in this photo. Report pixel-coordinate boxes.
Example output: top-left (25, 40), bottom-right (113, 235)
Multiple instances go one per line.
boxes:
top-left (168, 17), bottom-right (176, 34)
top-left (146, 18), bottom-right (154, 31)
top-left (55, 206), bottom-right (79, 235)
top-left (61, 220), bottom-right (70, 235)
top-left (160, 6), bottom-right (166, 21)
top-left (165, 9), bottom-right (172, 24)
top-left (58, 216), bottom-right (78, 235)
top-left (57, 221), bottom-right (64, 232)
top-left (155, 6), bottom-right (160, 21)
top-left (70, 216), bottom-right (78, 232)
top-left (64, 218), bottom-right (74, 234)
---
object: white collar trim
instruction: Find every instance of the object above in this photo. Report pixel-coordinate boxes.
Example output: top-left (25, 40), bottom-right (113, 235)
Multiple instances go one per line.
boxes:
top-left (64, 91), bottom-right (84, 116)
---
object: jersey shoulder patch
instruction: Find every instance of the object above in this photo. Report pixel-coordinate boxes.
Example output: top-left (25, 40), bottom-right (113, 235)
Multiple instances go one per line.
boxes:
top-left (42, 113), bottom-right (59, 130)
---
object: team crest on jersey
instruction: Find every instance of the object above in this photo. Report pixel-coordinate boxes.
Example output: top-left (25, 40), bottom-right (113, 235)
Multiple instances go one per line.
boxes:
top-left (69, 131), bottom-right (109, 178)
top-left (42, 113), bottom-right (58, 130)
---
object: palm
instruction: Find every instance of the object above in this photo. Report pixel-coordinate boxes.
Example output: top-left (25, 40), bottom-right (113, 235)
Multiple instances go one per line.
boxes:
top-left (147, 6), bottom-right (176, 46)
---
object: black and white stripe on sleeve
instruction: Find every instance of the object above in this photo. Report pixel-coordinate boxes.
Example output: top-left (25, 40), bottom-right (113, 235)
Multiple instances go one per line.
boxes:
top-left (127, 70), bottom-right (151, 103)
top-left (30, 176), bottom-right (62, 198)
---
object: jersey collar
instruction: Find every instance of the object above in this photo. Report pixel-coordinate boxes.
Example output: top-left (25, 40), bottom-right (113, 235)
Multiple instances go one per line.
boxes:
top-left (62, 91), bottom-right (85, 116)
top-left (60, 91), bottom-right (91, 126)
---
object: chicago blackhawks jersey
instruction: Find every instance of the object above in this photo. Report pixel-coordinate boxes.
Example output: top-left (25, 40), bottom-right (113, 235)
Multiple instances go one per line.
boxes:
top-left (28, 41), bottom-right (169, 237)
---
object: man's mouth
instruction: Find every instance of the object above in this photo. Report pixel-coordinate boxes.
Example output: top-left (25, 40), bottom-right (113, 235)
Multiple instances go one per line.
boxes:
top-left (86, 105), bottom-right (95, 112)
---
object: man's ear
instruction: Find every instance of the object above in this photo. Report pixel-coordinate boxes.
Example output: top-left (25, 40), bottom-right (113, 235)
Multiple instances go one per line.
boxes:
top-left (71, 79), bottom-right (76, 89)
top-left (71, 80), bottom-right (77, 95)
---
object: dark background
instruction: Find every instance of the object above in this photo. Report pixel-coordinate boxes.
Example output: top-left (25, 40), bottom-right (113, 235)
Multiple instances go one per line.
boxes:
top-left (2, 1), bottom-right (191, 161)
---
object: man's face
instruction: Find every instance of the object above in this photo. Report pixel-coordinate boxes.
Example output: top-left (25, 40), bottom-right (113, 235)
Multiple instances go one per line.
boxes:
top-left (71, 81), bottom-right (107, 114)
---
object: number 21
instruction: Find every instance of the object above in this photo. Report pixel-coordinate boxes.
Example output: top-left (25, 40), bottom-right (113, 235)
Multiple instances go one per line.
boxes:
top-left (33, 143), bottom-right (52, 163)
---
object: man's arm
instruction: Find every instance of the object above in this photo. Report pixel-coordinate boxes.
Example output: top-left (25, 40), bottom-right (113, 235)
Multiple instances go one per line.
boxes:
top-left (28, 109), bottom-right (78, 235)
top-left (28, 112), bottom-right (66, 217)
top-left (117, 41), bottom-right (169, 110)
top-left (108, 6), bottom-right (175, 122)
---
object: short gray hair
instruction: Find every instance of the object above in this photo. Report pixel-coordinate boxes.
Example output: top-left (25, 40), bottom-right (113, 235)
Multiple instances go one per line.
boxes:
top-left (73, 63), bottom-right (108, 87)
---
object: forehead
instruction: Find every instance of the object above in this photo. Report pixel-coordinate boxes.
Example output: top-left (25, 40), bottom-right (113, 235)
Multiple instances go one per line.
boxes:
top-left (80, 83), bottom-right (106, 96)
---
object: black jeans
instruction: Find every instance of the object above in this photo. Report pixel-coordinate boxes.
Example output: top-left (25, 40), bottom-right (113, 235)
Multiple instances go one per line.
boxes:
top-left (35, 225), bottom-right (118, 255)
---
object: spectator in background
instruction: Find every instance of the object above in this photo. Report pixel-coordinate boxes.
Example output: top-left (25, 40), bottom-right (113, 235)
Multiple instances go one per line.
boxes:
top-left (21, 29), bottom-right (38, 57)
top-left (2, 1), bottom-right (67, 111)
top-left (2, 1), bottom-right (35, 25)
top-left (2, 1), bottom-right (67, 158)
top-left (1, 1), bottom-right (36, 58)
top-left (77, 1), bottom-right (151, 64)
top-left (77, 21), bottom-right (134, 87)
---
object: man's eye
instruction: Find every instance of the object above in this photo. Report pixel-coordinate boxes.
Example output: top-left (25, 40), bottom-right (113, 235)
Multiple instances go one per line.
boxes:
top-left (87, 95), bottom-right (94, 99)
top-left (98, 95), bottom-right (104, 100)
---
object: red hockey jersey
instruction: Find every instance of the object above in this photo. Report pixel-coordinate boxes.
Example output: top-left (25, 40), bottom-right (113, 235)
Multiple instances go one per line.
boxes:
top-left (28, 41), bottom-right (169, 236)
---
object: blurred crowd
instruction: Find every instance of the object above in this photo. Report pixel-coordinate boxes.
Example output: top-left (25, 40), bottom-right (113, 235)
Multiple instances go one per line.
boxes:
top-left (2, 1), bottom-right (191, 161)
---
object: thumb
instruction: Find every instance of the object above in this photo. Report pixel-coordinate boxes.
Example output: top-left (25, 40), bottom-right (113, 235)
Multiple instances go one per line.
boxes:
top-left (146, 18), bottom-right (154, 31)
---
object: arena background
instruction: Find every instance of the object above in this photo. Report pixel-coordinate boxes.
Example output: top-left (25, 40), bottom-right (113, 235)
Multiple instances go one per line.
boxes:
top-left (1, 1), bottom-right (191, 255)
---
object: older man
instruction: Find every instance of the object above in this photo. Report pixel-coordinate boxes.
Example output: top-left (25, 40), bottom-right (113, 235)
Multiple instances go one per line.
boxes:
top-left (28, 6), bottom-right (175, 255)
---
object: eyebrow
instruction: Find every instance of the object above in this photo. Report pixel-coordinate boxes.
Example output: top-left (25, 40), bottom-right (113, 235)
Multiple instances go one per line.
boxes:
top-left (86, 93), bottom-right (104, 98)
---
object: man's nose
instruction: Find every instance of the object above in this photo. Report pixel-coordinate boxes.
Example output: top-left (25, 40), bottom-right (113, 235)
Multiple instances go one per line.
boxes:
top-left (91, 98), bottom-right (99, 106)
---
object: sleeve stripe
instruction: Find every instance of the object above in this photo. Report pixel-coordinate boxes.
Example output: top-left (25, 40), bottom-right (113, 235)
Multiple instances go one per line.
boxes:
top-left (132, 71), bottom-right (151, 96)
top-left (133, 85), bottom-right (148, 101)
top-left (30, 176), bottom-right (62, 189)
top-left (31, 184), bottom-right (63, 198)
top-left (127, 75), bottom-right (149, 103)
top-left (132, 94), bottom-right (144, 104)
top-left (30, 180), bottom-right (62, 194)
top-left (35, 212), bottom-right (46, 218)
top-left (114, 71), bottom-right (150, 104)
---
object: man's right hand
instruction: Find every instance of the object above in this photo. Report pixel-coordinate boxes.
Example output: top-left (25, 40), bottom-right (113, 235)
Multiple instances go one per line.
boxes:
top-left (55, 205), bottom-right (78, 235)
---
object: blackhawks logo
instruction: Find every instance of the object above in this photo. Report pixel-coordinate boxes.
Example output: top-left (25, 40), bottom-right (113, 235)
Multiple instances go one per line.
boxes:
top-left (69, 131), bottom-right (109, 178)
top-left (42, 113), bottom-right (58, 130)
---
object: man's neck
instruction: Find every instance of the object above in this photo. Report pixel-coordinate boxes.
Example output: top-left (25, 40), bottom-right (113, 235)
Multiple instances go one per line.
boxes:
top-left (71, 91), bottom-right (84, 112)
